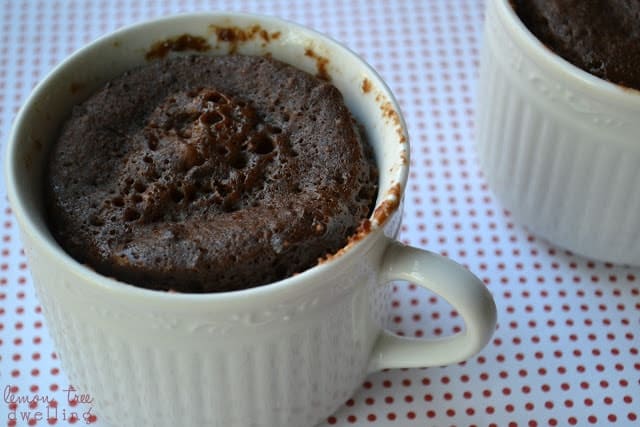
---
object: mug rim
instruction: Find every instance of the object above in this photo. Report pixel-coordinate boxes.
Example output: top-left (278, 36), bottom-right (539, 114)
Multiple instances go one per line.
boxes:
top-left (4, 11), bottom-right (409, 305)
top-left (495, 0), bottom-right (640, 108)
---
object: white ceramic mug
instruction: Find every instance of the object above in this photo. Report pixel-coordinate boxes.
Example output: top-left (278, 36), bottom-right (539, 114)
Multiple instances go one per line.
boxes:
top-left (5, 13), bottom-right (497, 427)
top-left (477, 0), bottom-right (640, 266)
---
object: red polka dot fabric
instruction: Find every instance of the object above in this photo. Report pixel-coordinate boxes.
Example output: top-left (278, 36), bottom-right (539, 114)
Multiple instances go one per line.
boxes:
top-left (1, 1), bottom-right (639, 426)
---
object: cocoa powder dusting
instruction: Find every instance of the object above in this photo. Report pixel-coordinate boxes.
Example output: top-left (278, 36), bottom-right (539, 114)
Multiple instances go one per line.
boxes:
top-left (145, 34), bottom-right (211, 60)
top-left (377, 94), bottom-right (407, 143)
top-left (361, 78), bottom-right (372, 93)
top-left (304, 48), bottom-right (331, 81)
top-left (371, 183), bottom-right (401, 227)
top-left (210, 25), bottom-right (281, 54)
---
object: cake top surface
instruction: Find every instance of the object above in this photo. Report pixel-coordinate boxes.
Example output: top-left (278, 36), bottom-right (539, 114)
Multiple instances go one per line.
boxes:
top-left (46, 54), bottom-right (378, 292)
top-left (513, 0), bottom-right (640, 91)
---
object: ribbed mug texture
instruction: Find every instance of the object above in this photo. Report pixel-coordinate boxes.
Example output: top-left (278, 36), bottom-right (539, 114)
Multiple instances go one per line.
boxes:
top-left (29, 231), bottom-right (389, 427)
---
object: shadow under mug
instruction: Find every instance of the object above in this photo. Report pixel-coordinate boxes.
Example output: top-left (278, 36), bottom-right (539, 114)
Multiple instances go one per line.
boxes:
top-left (4, 12), bottom-right (497, 427)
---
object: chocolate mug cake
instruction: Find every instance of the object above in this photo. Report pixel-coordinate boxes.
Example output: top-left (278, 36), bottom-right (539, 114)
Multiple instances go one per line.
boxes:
top-left (512, 0), bottom-right (640, 90)
top-left (45, 54), bottom-right (378, 293)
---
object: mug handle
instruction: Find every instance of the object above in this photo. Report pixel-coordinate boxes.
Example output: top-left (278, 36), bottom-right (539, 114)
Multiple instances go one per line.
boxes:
top-left (368, 240), bottom-right (497, 372)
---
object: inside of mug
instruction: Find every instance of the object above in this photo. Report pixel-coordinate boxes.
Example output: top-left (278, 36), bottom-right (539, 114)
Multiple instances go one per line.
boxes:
top-left (8, 12), bottom-right (409, 264)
